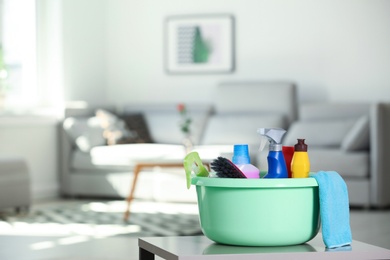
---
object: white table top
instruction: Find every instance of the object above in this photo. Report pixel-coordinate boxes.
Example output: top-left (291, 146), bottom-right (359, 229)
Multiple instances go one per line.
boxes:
top-left (139, 234), bottom-right (390, 259)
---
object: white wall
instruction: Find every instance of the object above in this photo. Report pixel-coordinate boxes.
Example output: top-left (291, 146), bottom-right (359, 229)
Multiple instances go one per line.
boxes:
top-left (39, 0), bottom-right (390, 105)
top-left (37, 0), bottom-right (108, 107)
top-left (61, 0), bottom-right (108, 106)
top-left (105, 0), bottom-right (390, 105)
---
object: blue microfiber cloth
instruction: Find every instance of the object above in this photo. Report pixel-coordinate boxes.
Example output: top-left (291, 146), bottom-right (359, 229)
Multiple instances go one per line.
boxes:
top-left (310, 171), bottom-right (352, 249)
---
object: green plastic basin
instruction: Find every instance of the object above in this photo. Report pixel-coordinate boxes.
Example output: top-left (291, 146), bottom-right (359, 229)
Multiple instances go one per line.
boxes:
top-left (191, 177), bottom-right (320, 246)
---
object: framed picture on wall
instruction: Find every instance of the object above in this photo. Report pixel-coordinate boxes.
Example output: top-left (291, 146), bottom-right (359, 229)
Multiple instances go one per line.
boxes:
top-left (165, 14), bottom-right (235, 74)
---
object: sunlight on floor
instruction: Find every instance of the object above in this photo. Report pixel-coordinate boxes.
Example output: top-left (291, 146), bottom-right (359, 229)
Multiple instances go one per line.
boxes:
top-left (0, 221), bottom-right (142, 237)
top-left (86, 200), bottom-right (199, 215)
top-left (0, 199), bottom-right (200, 251)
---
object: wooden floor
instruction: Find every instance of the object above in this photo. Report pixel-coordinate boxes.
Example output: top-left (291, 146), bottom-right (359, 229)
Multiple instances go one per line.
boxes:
top-left (0, 199), bottom-right (389, 260)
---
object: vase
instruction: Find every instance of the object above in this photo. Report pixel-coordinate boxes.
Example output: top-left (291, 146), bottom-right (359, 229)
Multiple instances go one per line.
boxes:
top-left (182, 135), bottom-right (193, 154)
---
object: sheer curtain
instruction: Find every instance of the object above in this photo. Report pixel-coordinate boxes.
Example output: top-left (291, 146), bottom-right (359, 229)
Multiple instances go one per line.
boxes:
top-left (0, 0), bottom-right (36, 109)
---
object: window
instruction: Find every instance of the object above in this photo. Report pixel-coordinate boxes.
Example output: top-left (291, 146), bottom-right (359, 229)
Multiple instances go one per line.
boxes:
top-left (0, 0), bottom-right (36, 109)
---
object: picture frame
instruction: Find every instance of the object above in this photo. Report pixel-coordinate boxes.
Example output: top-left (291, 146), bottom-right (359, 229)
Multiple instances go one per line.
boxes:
top-left (165, 14), bottom-right (235, 74)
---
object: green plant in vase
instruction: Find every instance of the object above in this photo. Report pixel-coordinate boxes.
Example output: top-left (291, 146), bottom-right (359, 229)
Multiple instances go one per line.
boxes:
top-left (177, 103), bottom-right (193, 153)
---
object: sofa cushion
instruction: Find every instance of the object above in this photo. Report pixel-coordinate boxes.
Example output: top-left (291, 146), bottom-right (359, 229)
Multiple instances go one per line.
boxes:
top-left (71, 150), bottom-right (135, 172)
top-left (283, 119), bottom-right (356, 148)
top-left (309, 148), bottom-right (369, 178)
top-left (90, 143), bottom-right (187, 164)
top-left (125, 104), bottom-right (212, 145)
top-left (72, 144), bottom-right (189, 171)
top-left (214, 82), bottom-right (298, 125)
top-left (63, 117), bottom-right (106, 152)
top-left (73, 144), bottom-right (233, 172)
top-left (200, 114), bottom-right (286, 147)
top-left (300, 103), bottom-right (370, 121)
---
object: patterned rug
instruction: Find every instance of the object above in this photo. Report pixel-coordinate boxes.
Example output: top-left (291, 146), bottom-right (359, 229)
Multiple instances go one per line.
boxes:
top-left (0, 199), bottom-right (202, 238)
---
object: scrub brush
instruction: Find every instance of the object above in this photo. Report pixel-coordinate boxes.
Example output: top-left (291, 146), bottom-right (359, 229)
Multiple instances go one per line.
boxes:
top-left (210, 157), bottom-right (247, 178)
top-left (183, 152), bottom-right (209, 189)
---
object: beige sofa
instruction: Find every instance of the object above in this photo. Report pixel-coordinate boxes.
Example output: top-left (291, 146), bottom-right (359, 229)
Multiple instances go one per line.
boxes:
top-left (59, 81), bottom-right (297, 202)
top-left (59, 81), bottom-right (390, 208)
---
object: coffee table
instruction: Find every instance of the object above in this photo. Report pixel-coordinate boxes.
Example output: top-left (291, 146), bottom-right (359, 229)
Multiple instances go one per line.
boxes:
top-left (138, 235), bottom-right (390, 259)
top-left (123, 145), bottom-right (233, 221)
top-left (123, 161), bottom-right (191, 220)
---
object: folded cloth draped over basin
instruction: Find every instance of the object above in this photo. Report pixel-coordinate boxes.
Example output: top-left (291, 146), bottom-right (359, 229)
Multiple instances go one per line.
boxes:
top-left (310, 171), bottom-right (352, 249)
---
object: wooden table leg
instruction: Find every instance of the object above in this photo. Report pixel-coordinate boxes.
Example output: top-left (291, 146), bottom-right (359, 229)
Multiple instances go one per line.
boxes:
top-left (123, 162), bottom-right (209, 221)
top-left (123, 164), bottom-right (142, 221)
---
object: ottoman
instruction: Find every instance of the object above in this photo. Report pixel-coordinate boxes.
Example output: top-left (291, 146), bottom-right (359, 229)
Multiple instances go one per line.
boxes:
top-left (0, 157), bottom-right (30, 212)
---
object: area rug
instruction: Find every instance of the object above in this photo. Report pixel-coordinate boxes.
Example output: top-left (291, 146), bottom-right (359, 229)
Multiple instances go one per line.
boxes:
top-left (0, 199), bottom-right (202, 238)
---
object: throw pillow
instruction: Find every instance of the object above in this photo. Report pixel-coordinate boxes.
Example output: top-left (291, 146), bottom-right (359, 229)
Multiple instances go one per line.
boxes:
top-left (119, 113), bottom-right (154, 144)
top-left (95, 109), bottom-right (138, 145)
top-left (341, 116), bottom-right (370, 151)
top-left (63, 117), bottom-right (106, 152)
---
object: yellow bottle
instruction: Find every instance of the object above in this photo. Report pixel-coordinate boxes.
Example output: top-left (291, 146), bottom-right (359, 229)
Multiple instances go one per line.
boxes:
top-left (291, 139), bottom-right (310, 178)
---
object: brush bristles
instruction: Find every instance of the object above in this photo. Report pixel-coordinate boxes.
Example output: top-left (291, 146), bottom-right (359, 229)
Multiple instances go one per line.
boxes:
top-left (210, 157), bottom-right (247, 178)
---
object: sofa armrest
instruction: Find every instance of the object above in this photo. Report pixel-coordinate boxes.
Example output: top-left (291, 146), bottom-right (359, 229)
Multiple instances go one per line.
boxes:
top-left (58, 121), bottom-right (72, 196)
top-left (59, 104), bottom-right (116, 196)
top-left (370, 102), bottom-right (390, 207)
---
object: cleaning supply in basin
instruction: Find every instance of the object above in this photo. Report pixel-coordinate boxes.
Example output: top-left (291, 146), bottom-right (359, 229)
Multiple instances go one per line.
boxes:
top-left (310, 171), bottom-right (352, 248)
top-left (282, 146), bottom-right (294, 178)
top-left (232, 144), bottom-right (260, 178)
top-left (257, 128), bottom-right (288, 178)
top-left (291, 139), bottom-right (310, 178)
top-left (183, 152), bottom-right (209, 189)
top-left (210, 157), bottom-right (247, 178)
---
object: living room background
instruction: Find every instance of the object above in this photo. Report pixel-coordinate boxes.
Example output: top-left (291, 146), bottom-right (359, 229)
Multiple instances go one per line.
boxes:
top-left (1, 0), bottom-right (389, 201)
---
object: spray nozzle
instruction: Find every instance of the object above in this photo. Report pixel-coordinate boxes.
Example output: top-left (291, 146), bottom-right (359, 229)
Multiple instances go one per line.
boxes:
top-left (257, 128), bottom-right (287, 151)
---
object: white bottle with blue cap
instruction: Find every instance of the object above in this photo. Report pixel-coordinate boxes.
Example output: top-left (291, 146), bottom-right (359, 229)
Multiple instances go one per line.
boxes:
top-left (232, 144), bottom-right (260, 178)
